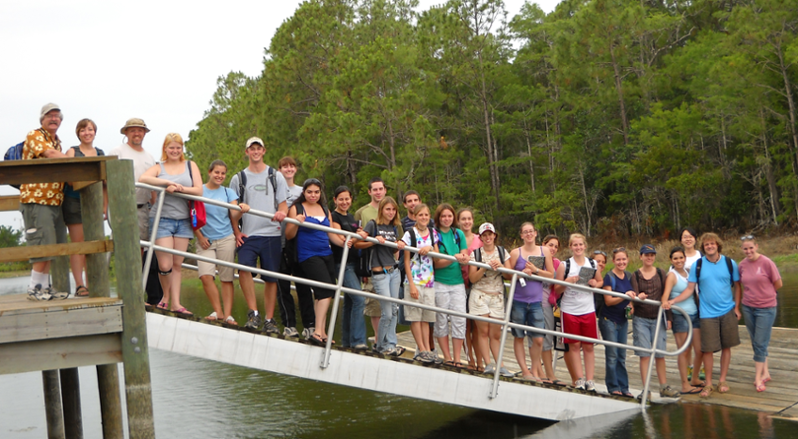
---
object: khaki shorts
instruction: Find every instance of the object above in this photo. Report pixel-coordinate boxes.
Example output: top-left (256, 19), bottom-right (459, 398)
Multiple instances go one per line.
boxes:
top-left (21, 203), bottom-right (66, 263)
top-left (363, 281), bottom-right (381, 317)
top-left (137, 204), bottom-right (150, 242)
top-left (701, 309), bottom-right (741, 353)
top-left (468, 289), bottom-right (505, 319)
top-left (197, 235), bottom-right (236, 282)
top-left (404, 285), bottom-right (436, 323)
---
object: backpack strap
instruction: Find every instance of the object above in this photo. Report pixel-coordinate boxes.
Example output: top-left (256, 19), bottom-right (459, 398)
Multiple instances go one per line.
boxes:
top-left (565, 258), bottom-right (571, 279)
top-left (724, 255), bottom-right (734, 286)
top-left (238, 170), bottom-right (247, 205)
top-left (268, 166), bottom-right (278, 211)
top-left (474, 248), bottom-right (482, 263)
top-left (609, 271), bottom-right (617, 292)
top-left (497, 246), bottom-right (506, 264)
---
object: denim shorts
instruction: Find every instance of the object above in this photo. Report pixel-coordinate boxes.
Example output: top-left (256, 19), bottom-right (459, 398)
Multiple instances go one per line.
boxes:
top-left (633, 316), bottom-right (667, 358)
top-left (510, 301), bottom-right (545, 339)
top-left (672, 312), bottom-right (700, 334)
top-left (149, 217), bottom-right (193, 240)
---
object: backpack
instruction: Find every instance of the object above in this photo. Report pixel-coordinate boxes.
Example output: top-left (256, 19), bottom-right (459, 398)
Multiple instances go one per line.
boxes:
top-left (694, 256), bottom-right (734, 287)
top-left (434, 227), bottom-right (462, 255)
top-left (286, 201), bottom-right (330, 264)
top-left (473, 246), bottom-right (508, 290)
top-left (633, 268), bottom-right (666, 304)
top-left (237, 166), bottom-right (278, 210)
top-left (4, 141), bottom-right (25, 189)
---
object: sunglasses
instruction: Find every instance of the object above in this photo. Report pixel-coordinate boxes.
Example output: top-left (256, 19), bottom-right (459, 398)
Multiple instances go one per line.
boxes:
top-left (593, 250), bottom-right (607, 257)
top-left (304, 178), bottom-right (322, 186)
top-left (612, 247), bottom-right (626, 254)
top-left (740, 235), bottom-right (755, 241)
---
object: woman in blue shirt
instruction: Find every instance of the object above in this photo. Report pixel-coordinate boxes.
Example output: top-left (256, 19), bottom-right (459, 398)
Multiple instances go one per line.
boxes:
top-left (600, 248), bottom-right (635, 398)
top-left (194, 160), bottom-right (249, 324)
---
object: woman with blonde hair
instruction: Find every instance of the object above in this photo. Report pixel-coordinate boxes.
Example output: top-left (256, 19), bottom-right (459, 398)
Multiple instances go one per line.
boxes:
top-left (139, 133), bottom-right (203, 314)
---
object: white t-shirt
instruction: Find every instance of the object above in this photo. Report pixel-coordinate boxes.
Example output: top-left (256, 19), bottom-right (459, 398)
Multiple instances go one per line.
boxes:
top-left (560, 257), bottom-right (596, 316)
top-left (108, 143), bottom-right (156, 205)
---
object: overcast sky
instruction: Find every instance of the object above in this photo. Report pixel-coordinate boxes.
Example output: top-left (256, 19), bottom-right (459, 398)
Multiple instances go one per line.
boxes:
top-left (0, 0), bottom-right (558, 231)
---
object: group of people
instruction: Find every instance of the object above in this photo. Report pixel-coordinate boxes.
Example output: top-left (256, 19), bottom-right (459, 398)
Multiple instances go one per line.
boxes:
top-left (18, 103), bottom-right (782, 400)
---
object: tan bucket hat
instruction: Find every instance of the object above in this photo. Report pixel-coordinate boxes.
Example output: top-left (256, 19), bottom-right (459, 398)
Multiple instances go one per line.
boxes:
top-left (39, 103), bottom-right (61, 122)
top-left (120, 118), bottom-right (150, 134)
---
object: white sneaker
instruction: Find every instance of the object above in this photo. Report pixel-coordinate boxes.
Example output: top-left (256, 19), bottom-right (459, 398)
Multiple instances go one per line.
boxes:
top-left (585, 380), bottom-right (596, 392)
top-left (484, 363), bottom-right (497, 374)
top-left (283, 327), bottom-right (299, 338)
top-left (27, 284), bottom-right (52, 301)
top-left (575, 378), bottom-right (586, 390)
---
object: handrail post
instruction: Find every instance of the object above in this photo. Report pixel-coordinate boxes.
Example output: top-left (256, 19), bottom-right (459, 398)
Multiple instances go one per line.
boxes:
top-left (141, 190), bottom-right (165, 288)
top-left (490, 273), bottom-right (518, 399)
top-left (321, 236), bottom-right (352, 368)
top-left (640, 304), bottom-right (665, 408)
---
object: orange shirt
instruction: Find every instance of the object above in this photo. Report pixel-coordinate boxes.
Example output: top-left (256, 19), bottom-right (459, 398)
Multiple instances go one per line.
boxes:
top-left (20, 128), bottom-right (63, 206)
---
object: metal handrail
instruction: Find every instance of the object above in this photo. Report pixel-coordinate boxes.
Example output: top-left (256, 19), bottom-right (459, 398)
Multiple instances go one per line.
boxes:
top-left (134, 182), bottom-right (692, 406)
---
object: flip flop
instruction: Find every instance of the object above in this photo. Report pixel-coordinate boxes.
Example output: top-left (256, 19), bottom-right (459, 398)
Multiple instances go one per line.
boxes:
top-left (756, 383), bottom-right (767, 392)
top-left (763, 376), bottom-right (772, 384)
top-left (551, 379), bottom-right (568, 386)
top-left (700, 385), bottom-right (715, 398)
top-left (718, 381), bottom-right (730, 393)
top-left (173, 307), bottom-right (193, 315)
top-left (309, 333), bottom-right (325, 346)
top-left (691, 381), bottom-right (706, 387)
top-left (611, 391), bottom-right (623, 396)
top-left (683, 387), bottom-right (702, 395)
top-left (322, 336), bottom-right (336, 345)
top-left (223, 316), bottom-right (238, 325)
top-left (622, 391), bottom-right (635, 398)
top-left (205, 312), bottom-right (218, 321)
top-left (156, 302), bottom-right (168, 310)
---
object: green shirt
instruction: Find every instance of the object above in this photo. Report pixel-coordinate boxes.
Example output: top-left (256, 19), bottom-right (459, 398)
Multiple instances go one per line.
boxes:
top-left (354, 204), bottom-right (378, 227)
top-left (435, 228), bottom-right (467, 285)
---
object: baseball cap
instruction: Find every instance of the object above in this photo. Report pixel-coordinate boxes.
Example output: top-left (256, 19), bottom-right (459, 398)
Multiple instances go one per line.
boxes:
top-left (478, 223), bottom-right (496, 235)
top-left (640, 244), bottom-right (657, 255)
top-left (245, 137), bottom-right (264, 149)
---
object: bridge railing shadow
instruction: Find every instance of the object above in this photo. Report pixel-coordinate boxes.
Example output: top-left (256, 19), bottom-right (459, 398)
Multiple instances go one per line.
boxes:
top-left (136, 182), bottom-right (691, 407)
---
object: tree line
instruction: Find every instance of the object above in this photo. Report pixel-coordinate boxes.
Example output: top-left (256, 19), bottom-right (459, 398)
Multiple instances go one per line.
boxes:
top-left (186, 0), bottom-right (798, 240)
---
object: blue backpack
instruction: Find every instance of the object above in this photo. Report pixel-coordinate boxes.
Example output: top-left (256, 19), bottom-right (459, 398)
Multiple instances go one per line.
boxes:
top-left (4, 141), bottom-right (25, 189)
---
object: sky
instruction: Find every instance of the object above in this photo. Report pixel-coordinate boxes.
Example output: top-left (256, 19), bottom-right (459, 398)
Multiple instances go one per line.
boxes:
top-left (0, 0), bottom-right (559, 232)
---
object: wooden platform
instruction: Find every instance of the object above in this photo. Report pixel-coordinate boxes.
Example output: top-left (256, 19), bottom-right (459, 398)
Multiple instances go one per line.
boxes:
top-left (0, 294), bottom-right (124, 374)
top-left (398, 325), bottom-right (798, 420)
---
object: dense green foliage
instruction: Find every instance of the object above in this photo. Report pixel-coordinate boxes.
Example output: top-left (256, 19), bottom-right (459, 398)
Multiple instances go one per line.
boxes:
top-left (187, 0), bottom-right (798, 240)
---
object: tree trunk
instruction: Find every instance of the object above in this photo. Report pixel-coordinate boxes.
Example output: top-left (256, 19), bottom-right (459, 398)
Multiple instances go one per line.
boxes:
top-left (610, 44), bottom-right (630, 145)
top-left (777, 46), bottom-right (798, 218)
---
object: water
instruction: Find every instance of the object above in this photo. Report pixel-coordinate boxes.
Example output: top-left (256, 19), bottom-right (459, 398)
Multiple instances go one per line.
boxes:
top-left (2, 274), bottom-right (798, 438)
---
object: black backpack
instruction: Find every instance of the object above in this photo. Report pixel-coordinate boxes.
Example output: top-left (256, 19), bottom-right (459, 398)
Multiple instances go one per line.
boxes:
top-left (434, 227), bottom-right (462, 255)
top-left (602, 270), bottom-right (632, 318)
top-left (354, 220), bottom-right (397, 278)
top-left (560, 257), bottom-right (597, 309)
top-left (4, 140), bottom-right (26, 189)
top-left (473, 246), bottom-right (508, 290)
top-left (237, 166), bottom-right (278, 210)
top-left (407, 227), bottom-right (438, 261)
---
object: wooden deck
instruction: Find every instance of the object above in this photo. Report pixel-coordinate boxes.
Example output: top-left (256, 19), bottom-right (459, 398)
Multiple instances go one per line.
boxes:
top-left (397, 325), bottom-right (798, 420)
top-left (0, 294), bottom-right (124, 374)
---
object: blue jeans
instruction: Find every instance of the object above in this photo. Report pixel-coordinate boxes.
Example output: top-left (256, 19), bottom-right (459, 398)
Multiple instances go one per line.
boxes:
top-left (510, 301), bottom-right (545, 339)
top-left (599, 316), bottom-right (629, 393)
top-left (339, 263), bottom-right (366, 347)
top-left (372, 268), bottom-right (401, 352)
top-left (742, 305), bottom-right (777, 363)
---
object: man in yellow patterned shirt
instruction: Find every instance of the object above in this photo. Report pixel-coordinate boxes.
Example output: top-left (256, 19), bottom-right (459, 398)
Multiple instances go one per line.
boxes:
top-left (21, 103), bottom-right (69, 301)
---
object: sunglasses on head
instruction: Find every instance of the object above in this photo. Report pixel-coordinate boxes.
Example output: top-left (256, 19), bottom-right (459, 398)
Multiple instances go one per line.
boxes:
top-left (593, 250), bottom-right (607, 257)
top-left (612, 247), bottom-right (626, 254)
top-left (740, 235), bottom-right (755, 241)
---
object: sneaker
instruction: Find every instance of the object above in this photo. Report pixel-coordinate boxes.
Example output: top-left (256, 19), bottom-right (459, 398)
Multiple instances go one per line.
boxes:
top-left (429, 348), bottom-right (443, 364)
top-left (420, 351), bottom-right (436, 364)
top-left (660, 385), bottom-right (681, 398)
top-left (585, 380), bottom-right (596, 392)
top-left (499, 367), bottom-right (514, 378)
top-left (637, 391), bottom-right (650, 401)
top-left (413, 350), bottom-right (426, 361)
top-left (302, 327), bottom-right (316, 340)
top-left (27, 284), bottom-right (52, 301)
top-left (484, 363), bottom-right (497, 374)
top-left (244, 310), bottom-right (262, 330)
top-left (262, 319), bottom-right (279, 335)
top-left (283, 327), bottom-right (299, 338)
top-left (353, 344), bottom-right (369, 350)
top-left (574, 378), bottom-right (586, 390)
top-left (47, 287), bottom-right (69, 300)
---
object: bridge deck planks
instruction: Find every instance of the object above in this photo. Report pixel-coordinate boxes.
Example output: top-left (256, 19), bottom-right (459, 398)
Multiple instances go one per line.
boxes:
top-left (397, 325), bottom-right (798, 420)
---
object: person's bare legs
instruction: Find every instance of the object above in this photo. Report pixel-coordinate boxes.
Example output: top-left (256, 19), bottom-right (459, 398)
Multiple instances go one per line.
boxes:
top-left (541, 349), bottom-right (557, 382)
top-left (718, 348), bottom-right (732, 392)
top-left (475, 318), bottom-right (492, 367)
top-left (410, 321), bottom-right (431, 353)
top-left (168, 237), bottom-right (189, 311)
top-left (702, 351), bottom-right (714, 389)
top-left (200, 275), bottom-right (223, 317)
top-left (314, 297), bottom-right (331, 340)
top-left (263, 281), bottom-right (277, 320)
top-left (690, 328), bottom-right (704, 386)
top-left (437, 335), bottom-right (452, 362)
top-left (528, 336), bottom-right (544, 379)
top-left (564, 343), bottom-right (583, 384)
top-left (583, 343), bottom-right (595, 381)
top-left (237, 271), bottom-right (258, 312)
top-left (452, 338), bottom-right (464, 364)
top-left (674, 332), bottom-right (693, 392)
top-left (221, 281), bottom-right (234, 320)
top-left (67, 223), bottom-right (86, 290)
top-left (513, 337), bottom-right (531, 376)
top-left (154, 237), bottom-right (175, 306)
top-left (488, 321), bottom-right (502, 364)
top-left (371, 317), bottom-right (380, 343)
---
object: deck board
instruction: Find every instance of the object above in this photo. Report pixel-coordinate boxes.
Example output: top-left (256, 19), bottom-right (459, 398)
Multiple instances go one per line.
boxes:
top-left (397, 325), bottom-right (798, 420)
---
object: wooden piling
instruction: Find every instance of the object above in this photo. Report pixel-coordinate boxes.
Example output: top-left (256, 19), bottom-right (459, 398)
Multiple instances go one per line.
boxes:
top-left (81, 180), bottom-right (123, 439)
top-left (60, 368), bottom-right (83, 439)
top-left (106, 159), bottom-right (155, 439)
top-left (42, 370), bottom-right (65, 439)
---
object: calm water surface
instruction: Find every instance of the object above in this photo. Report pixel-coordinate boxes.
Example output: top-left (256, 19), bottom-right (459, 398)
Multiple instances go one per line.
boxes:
top-left (2, 273), bottom-right (798, 438)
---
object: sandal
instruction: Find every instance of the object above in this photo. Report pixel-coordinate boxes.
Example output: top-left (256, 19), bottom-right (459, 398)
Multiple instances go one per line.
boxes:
top-left (763, 376), bottom-right (771, 384)
top-left (756, 383), bottom-right (767, 392)
top-left (551, 379), bottom-right (568, 386)
top-left (718, 381), bottom-right (730, 393)
top-left (683, 387), bottom-right (702, 395)
top-left (223, 316), bottom-right (237, 325)
top-left (322, 336), bottom-right (336, 345)
top-left (205, 312), bottom-right (218, 321)
top-left (700, 385), bottom-right (715, 398)
top-left (75, 285), bottom-right (90, 297)
top-left (173, 307), bottom-right (193, 315)
top-left (611, 391), bottom-right (623, 396)
top-left (309, 333), bottom-right (325, 346)
top-left (622, 391), bottom-right (635, 398)
top-left (156, 302), bottom-right (168, 310)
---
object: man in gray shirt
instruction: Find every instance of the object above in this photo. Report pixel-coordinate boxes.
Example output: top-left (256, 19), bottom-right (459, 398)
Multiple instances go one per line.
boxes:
top-left (230, 137), bottom-right (288, 333)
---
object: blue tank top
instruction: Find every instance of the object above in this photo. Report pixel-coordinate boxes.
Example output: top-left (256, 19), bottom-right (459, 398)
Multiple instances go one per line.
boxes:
top-left (669, 269), bottom-right (697, 316)
top-left (296, 211), bottom-right (333, 263)
top-left (513, 246), bottom-right (544, 304)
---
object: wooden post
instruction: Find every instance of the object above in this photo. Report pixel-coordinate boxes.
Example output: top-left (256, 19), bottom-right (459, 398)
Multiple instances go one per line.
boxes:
top-left (42, 370), bottom-right (65, 439)
top-left (50, 204), bottom-right (73, 438)
top-left (60, 368), bottom-right (83, 439)
top-left (81, 179), bottom-right (124, 439)
top-left (106, 159), bottom-right (155, 439)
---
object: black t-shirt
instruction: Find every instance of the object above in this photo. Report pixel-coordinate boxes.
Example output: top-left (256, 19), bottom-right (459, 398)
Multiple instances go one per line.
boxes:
top-left (331, 210), bottom-right (358, 264)
top-left (364, 221), bottom-right (400, 269)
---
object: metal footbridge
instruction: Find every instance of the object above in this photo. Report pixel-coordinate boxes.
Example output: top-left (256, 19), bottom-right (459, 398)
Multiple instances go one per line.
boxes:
top-left (138, 182), bottom-right (694, 422)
